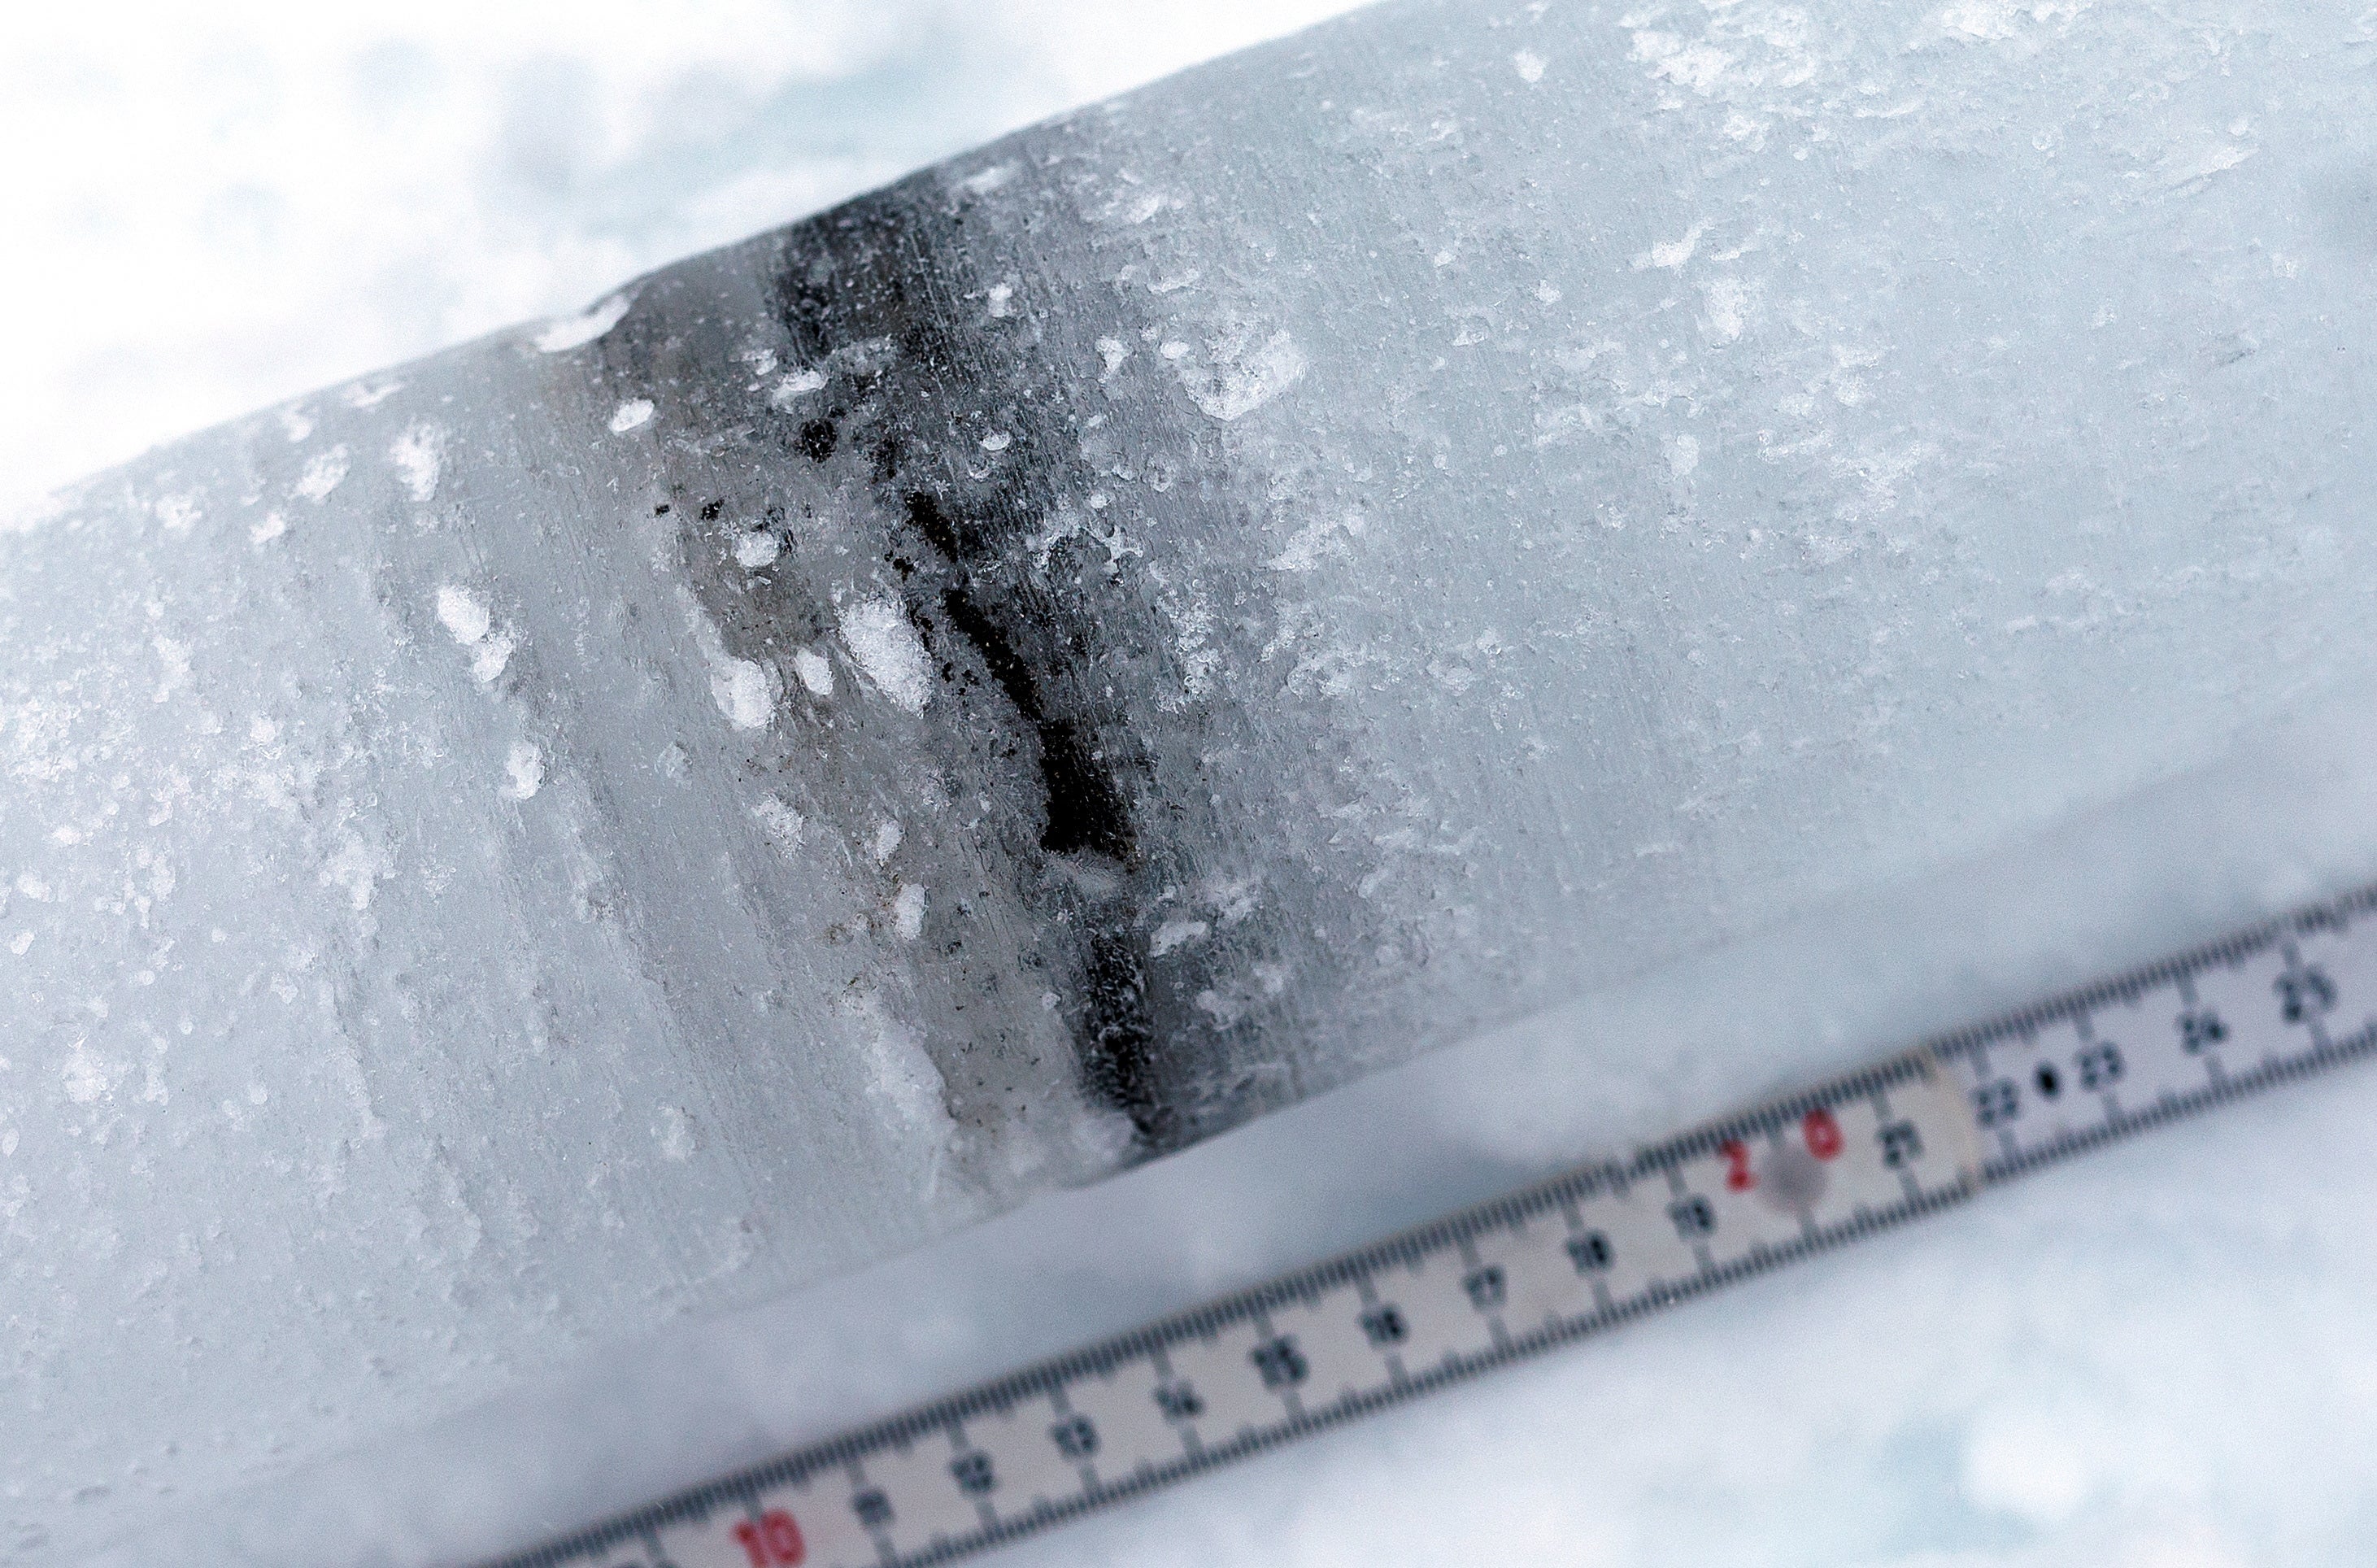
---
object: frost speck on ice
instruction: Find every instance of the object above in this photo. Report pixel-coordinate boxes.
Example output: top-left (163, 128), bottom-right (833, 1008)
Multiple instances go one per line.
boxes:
top-left (838, 597), bottom-right (934, 712)
top-left (1149, 917), bottom-right (1208, 956)
top-left (500, 742), bottom-right (544, 801)
top-left (434, 583), bottom-right (492, 646)
top-left (768, 368), bottom-right (829, 406)
top-left (294, 445), bottom-right (350, 500)
top-left (681, 586), bottom-right (779, 730)
top-left (653, 1104), bottom-right (698, 1161)
top-left (792, 646), bottom-right (834, 697)
top-left (389, 424), bottom-right (444, 503)
top-left (1635, 220), bottom-right (1709, 270)
top-left (711, 660), bottom-right (777, 730)
top-left (609, 399), bottom-right (655, 434)
top-left (1268, 510), bottom-right (1367, 573)
top-left (753, 794), bottom-right (804, 852)
top-left (534, 292), bottom-right (636, 354)
top-left (1173, 324), bottom-right (1306, 421)
top-left (435, 582), bottom-right (514, 683)
top-left (847, 991), bottom-right (954, 1140)
top-left (893, 882), bottom-right (927, 940)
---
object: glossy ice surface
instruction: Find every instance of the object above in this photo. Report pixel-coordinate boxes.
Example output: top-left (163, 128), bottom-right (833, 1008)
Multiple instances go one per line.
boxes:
top-left (11, 0), bottom-right (2377, 1559)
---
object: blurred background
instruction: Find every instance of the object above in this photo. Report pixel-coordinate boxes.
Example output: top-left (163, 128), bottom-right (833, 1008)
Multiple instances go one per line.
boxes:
top-left (0, 0), bottom-right (1361, 513)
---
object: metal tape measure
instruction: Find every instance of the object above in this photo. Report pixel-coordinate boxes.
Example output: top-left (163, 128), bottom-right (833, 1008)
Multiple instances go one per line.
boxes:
top-left (479, 883), bottom-right (2377, 1568)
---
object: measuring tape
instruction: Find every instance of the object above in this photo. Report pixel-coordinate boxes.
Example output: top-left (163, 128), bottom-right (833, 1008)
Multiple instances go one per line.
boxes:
top-left (480, 882), bottom-right (2377, 1568)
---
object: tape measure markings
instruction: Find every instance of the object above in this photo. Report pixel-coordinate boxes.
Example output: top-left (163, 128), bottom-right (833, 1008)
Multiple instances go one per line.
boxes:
top-left (483, 882), bottom-right (2377, 1568)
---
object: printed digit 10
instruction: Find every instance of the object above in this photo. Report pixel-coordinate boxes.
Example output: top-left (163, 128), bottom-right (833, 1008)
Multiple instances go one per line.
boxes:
top-left (732, 1509), bottom-right (806, 1567)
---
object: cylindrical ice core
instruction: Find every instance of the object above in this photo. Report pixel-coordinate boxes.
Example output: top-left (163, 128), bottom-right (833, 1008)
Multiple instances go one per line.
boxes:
top-left (10, 0), bottom-right (2377, 1556)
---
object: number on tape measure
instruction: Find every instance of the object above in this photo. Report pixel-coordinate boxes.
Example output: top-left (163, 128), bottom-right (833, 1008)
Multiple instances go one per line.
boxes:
top-left (1049, 1415), bottom-right (1099, 1461)
top-left (1565, 1230), bottom-right (1613, 1272)
top-left (1804, 1108), bottom-right (1844, 1161)
top-left (1251, 1336), bottom-right (1308, 1391)
top-left (1360, 1304), bottom-right (1408, 1347)
top-left (732, 1510), bottom-right (805, 1568)
top-left (1668, 1195), bottom-right (1717, 1239)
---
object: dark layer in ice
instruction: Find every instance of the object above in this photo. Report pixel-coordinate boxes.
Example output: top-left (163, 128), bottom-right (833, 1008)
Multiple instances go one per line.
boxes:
top-left (629, 179), bottom-right (1369, 1152)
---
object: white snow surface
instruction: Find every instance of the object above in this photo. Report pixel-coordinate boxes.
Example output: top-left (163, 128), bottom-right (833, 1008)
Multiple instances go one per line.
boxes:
top-left (0, 0), bottom-right (1363, 516)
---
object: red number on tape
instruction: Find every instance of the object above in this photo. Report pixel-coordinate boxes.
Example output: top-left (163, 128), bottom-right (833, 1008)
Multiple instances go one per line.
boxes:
top-left (1803, 1108), bottom-right (1844, 1161)
top-left (733, 1509), bottom-right (807, 1567)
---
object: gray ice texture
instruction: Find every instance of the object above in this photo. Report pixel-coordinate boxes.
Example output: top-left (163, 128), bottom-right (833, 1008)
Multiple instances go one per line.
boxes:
top-left (8, 0), bottom-right (2377, 1560)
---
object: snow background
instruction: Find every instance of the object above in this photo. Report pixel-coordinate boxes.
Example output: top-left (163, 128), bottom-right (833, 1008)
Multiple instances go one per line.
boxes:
top-left (0, 0), bottom-right (1358, 512)
top-left (15, 2), bottom-right (2377, 1564)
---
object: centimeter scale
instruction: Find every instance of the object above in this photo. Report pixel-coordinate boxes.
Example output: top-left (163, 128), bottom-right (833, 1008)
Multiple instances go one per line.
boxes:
top-left (484, 882), bottom-right (2377, 1568)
